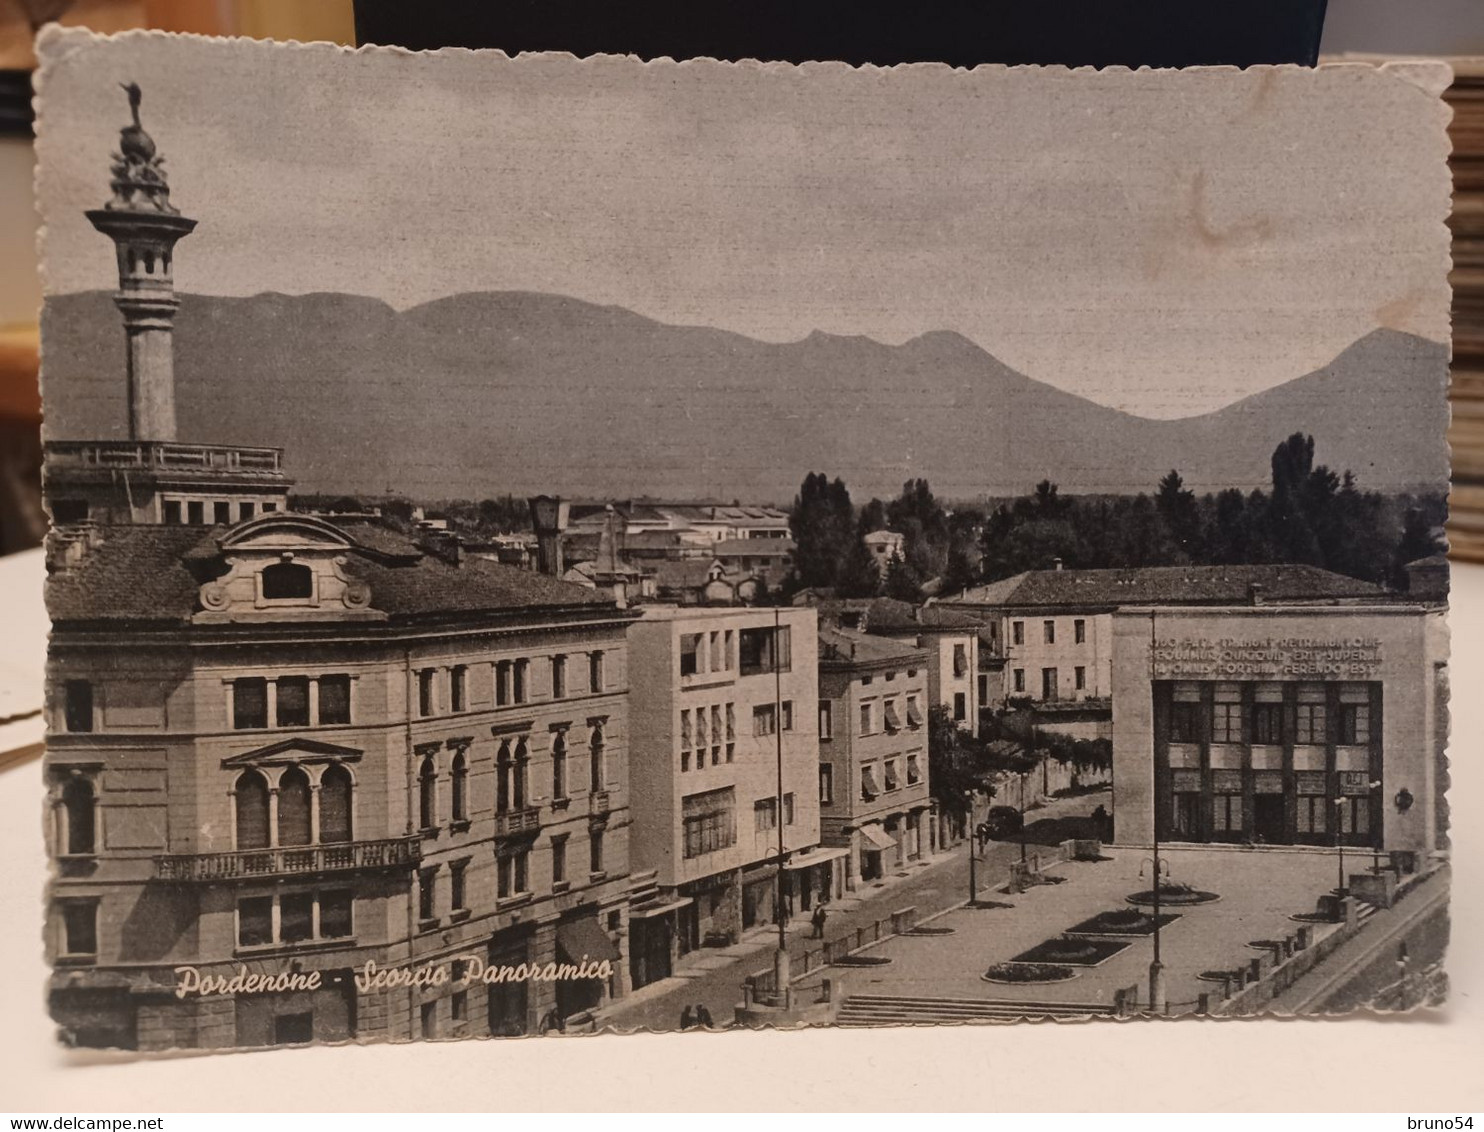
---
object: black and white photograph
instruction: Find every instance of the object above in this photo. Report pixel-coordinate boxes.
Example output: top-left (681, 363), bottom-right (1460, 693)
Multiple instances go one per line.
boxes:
top-left (31, 27), bottom-right (1453, 1055)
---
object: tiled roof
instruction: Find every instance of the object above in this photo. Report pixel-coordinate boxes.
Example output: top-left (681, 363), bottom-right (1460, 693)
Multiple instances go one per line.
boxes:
top-left (713, 538), bottom-right (795, 557)
top-left (818, 625), bottom-right (929, 667)
top-left (942, 564), bottom-right (1389, 609)
top-left (804, 596), bottom-right (983, 634)
top-left (48, 519), bottom-right (615, 626)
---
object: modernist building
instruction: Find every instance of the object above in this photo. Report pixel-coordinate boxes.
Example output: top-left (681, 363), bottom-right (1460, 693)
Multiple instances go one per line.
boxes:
top-left (44, 96), bottom-right (639, 1050)
top-left (939, 564), bottom-right (1393, 726)
top-left (624, 606), bottom-right (834, 989)
top-left (1109, 601), bottom-right (1447, 859)
top-left (816, 626), bottom-right (934, 889)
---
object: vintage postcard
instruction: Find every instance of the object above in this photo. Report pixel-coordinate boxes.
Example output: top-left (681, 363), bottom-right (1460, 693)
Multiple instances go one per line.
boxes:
top-left (34, 29), bottom-right (1451, 1052)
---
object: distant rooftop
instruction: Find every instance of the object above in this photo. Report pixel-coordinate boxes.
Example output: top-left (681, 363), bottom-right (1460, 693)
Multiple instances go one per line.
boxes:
top-left (940, 564), bottom-right (1390, 609)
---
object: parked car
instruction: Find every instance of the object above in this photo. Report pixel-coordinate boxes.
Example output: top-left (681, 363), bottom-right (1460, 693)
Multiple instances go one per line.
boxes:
top-left (979, 806), bottom-right (1024, 841)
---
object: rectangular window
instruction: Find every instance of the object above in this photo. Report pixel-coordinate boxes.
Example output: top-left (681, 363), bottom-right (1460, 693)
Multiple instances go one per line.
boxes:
top-left (318, 674), bottom-right (351, 725)
top-left (711, 704), bottom-right (724, 763)
top-left (858, 702), bottom-right (873, 736)
top-left (680, 634), bottom-right (702, 677)
top-left (237, 896), bottom-right (274, 948)
top-left (710, 632), bottom-right (724, 672)
top-left (452, 990), bottom-right (468, 1025)
top-left (449, 860), bottom-right (468, 913)
top-left (552, 836), bottom-right (568, 885)
top-left (1013, 669), bottom-right (1025, 693)
top-left (421, 1002), bottom-right (438, 1040)
top-left (780, 700), bottom-right (794, 731)
top-left (739, 625), bottom-right (791, 676)
top-left (819, 764), bottom-right (834, 805)
top-left (513, 659), bottom-right (529, 704)
top-left (754, 797), bottom-right (779, 832)
top-left (1043, 620), bottom-right (1055, 645)
top-left (276, 676), bottom-right (310, 728)
top-left (163, 500), bottom-right (182, 525)
top-left (450, 665), bottom-right (468, 712)
top-left (1340, 704), bottom-right (1371, 746)
top-left (884, 759), bottom-right (900, 791)
top-left (63, 680), bottom-right (93, 733)
top-left (783, 792), bottom-right (795, 825)
top-left (1074, 619), bottom-right (1086, 644)
top-left (1012, 621), bottom-right (1025, 646)
top-left (589, 831), bottom-right (604, 876)
top-left (953, 692), bottom-right (967, 721)
top-left (819, 701), bottom-right (833, 741)
top-left (1212, 794), bottom-right (1242, 833)
top-left (907, 753), bottom-right (922, 784)
top-left (233, 677), bottom-right (268, 729)
top-left (552, 735), bottom-right (567, 799)
top-left (262, 502), bottom-right (278, 513)
top-left (320, 890), bottom-right (354, 938)
top-left (495, 661), bottom-right (511, 707)
top-left (1297, 794), bottom-right (1327, 835)
top-left (60, 900), bottom-right (98, 958)
top-left (1251, 702), bottom-right (1284, 745)
top-left (239, 501), bottom-right (255, 521)
top-left (1041, 668), bottom-right (1058, 701)
top-left (214, 501), bottom-right (232, 524)
top-left (280, 892), bottom-right (314, 944)
top-left (187, 500), bottom-right (204, 525)
top-left (1170, 701), bottom-right (1203, 744)
top-left (589, 651), bottom-right (605, 692)
top-left (419, 869), bottom-right (438, 922)
top-left (497, 855), bottom-right (512, 899)
top-left (953, 643), bottom-right (968, 677)
top-left (1212, 703), bottom-right (1242, 744)
top-left (1074, 666), bottom-right (1086, 691)
top-left (682, 787), bottom-right (737, 858)
top-left (417, 669), bottom-right (435, 717)
top-left (551, 655), bottom-right (566, 699)
top-left (754, 703), bottom-right (778, 737)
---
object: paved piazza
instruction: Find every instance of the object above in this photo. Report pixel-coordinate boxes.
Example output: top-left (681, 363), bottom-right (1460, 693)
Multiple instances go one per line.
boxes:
top-left (804, 845), bottom-right (1359, 1013)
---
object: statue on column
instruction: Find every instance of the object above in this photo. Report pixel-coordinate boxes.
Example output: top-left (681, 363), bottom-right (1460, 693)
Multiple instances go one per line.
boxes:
top-left (105, 82), bottom-right (179, 215)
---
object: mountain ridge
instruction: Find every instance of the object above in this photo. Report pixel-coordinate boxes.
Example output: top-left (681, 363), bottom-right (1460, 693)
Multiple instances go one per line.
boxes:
top-left (40, 289), bottom-right (1449, 501)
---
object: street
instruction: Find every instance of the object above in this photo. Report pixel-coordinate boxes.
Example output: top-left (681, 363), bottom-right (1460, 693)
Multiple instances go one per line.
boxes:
top-left (595, 787), bottom-right (1108, 1032)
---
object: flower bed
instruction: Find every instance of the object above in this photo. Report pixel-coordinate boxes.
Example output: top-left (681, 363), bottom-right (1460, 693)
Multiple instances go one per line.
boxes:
top-left (1065, 909), bottom-right (1181, 937)
top-left (1010, 936), bottom-right (1131, 967)
top-left (833, 955), bottom-right (893, 967)
top-left (982, 962), bottom-right (1079, 985)
top-left (1125, 882), bottom-right (1219, 907)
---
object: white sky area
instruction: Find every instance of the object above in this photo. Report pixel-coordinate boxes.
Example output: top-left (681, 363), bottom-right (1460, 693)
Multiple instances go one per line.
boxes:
top-left (36, 32), bottom-right (1452, 418)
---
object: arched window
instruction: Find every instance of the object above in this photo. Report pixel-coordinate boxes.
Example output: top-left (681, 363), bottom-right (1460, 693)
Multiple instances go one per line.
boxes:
top-left (589, 724), bottom-right (605, 793)
top-left (278, 766), bottom-right (312, 846)
top-left (262, 561), bottom-right (313, 600)
top-left (496, 742), bottom-right (512, 814)
top-left (513, 739), bottom-right (529, 810)
top-left (419, 756), bottom-right (438, 831)
top-left (451, 752), bottom-right (468, 823)
top-left (61, 777), bottom-right (96, 856)
top-left (320, 763), bottom-right (353, 843)
top-left (235, 770), bottom-right (271, 850)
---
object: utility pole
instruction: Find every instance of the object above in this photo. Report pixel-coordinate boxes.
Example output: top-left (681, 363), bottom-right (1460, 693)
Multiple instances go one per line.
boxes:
top-left (1148, 610), bottom-right (1166, 1015)
top-left (772, 607), bottom-right (790, 1002)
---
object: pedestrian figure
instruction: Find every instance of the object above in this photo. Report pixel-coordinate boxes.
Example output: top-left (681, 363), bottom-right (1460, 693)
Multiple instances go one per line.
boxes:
top-left (975, 821), bottom-right (991, 851)
top-left (695, 1003), bottom-right (714, 1029)
top-left (811, 903), bottom-right (828, 939)
top-left (679, 1005), bottom-right (695, 1030)
top-left (1091, 804), bottom-right (1108, 839)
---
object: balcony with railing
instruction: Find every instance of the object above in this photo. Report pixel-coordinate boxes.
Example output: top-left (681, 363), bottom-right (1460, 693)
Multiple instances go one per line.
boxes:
top-left (494, 807), bottom-right (541, 838)
top-left (154, 836), bottom-right (419, 882)
top-left (46, 439), bottom-right (286, 476)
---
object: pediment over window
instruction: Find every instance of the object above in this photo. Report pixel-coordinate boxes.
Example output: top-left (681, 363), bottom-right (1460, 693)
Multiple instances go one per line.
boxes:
top-left (221, 737), bottom-right (363, 769)
top-left (217, 514), bottom-right (356, 553)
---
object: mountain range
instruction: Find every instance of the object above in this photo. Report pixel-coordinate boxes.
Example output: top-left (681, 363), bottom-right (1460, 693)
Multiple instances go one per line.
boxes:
top-left (40, 290), bottom-right (1450, 502)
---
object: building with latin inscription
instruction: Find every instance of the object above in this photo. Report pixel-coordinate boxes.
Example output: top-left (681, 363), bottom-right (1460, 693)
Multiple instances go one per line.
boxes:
top-left (1109, 600), bottom-right (1447, 859)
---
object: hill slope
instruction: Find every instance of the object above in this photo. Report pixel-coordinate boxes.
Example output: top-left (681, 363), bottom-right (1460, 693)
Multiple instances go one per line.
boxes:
top-left (40, 290), bottom-right (1449, 500)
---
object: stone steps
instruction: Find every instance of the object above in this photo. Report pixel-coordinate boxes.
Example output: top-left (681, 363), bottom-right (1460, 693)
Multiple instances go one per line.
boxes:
top-left (838, 993), bottom-right (1116, 1026)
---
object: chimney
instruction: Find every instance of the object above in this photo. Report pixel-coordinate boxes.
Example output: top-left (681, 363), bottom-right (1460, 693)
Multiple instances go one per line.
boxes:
top-left (1248, 582), bottom-right (1265, 606)
top-left (1051, 557), bottom-right (1063, 571)
top-left (85, 85), bottom-right (197, 441)
top-left (528, 495), bottom-right (569, 577)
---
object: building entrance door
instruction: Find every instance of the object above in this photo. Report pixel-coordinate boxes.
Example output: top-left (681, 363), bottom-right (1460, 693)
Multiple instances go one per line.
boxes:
top-left (1253, 794), bottom-right (1286, 844)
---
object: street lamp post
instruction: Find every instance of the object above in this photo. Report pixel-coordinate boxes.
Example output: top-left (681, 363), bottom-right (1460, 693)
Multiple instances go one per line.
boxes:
top-left (1018, 769), bottom-right (1030, 865)
top-left (965, 790), bottom-right (978, 904)
top-left (1334, 796), bottom-right (1348, 899)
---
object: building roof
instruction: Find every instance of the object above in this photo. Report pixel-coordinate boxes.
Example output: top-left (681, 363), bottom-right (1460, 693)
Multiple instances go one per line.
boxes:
top-left (807, 596), bottom-right (983, 634)
top-left (712, 538), bottom-right (795, 557)
top-left (48, 518), bottom-right (616, 626)
top-left (941, 564), bottom-right (1390, 610)
top-left (818, 624), bottom-right (930, 668)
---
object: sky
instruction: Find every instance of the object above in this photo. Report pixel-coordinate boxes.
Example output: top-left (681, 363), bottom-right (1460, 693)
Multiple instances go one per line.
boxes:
top-left (35, 30), bottom-right (1452, 419)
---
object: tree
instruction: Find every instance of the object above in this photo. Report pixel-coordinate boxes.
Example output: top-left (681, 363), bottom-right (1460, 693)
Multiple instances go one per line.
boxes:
top-left (788, 472), bottom-right (856, 590)
top-left (1155, 470), bottom-right (1202, 561)
top-left (927, 705), bottom-right (995, 822)
top-left (881, 550), bottom-right (924, 601)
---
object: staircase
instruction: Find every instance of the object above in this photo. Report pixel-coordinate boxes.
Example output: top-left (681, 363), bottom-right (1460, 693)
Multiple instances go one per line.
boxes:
top-left (838, 993), bottom-right (1116, 1026)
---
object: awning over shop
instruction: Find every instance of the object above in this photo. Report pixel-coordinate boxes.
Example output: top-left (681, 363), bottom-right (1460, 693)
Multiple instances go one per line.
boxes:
top-left (784, 846), bottom-right (850, 871)
top-left (860, 824), bottom-right (896, 852)
top-left (556, 915), bottom-right (620, 963)
top-left (628, 896), bottom-right (693, 920)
